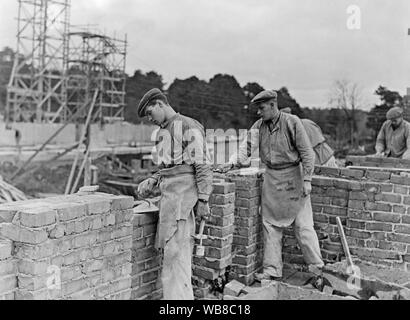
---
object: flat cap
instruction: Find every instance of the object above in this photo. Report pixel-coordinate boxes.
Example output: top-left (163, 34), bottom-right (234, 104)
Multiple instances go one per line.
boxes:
top-left (137, 88), bottom-right (167, 117)
top-left (251, 90), bottom-right (278, 105)
top-left (386, 106), bottom-right (403, 120)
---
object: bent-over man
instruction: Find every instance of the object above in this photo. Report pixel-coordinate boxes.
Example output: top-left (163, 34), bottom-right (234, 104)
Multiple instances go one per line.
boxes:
top-left (375, 106), bottom-right (410, 159)
top-left (137, 88), bottom-right (213, 299)
top-left (219, 90), bottom-right (324, 281)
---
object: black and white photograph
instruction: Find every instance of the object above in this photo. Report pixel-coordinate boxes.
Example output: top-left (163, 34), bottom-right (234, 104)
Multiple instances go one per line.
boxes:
top-left (1, 0), bottom-right (410, 308)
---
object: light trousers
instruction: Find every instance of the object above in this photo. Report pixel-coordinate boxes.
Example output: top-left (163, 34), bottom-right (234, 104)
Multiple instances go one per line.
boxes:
top-left (262, 196), bottom-right (324, 277)
top-left (161, 212), bottom-right (195, 300)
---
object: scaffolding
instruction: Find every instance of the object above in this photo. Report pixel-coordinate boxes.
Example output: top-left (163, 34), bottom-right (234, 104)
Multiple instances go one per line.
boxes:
top-left (66, 29), bottom-right (127, 123)
top-left (6, 0), bottom-right (70, 124)
top-left (6, 0), bottom-right (127, 124)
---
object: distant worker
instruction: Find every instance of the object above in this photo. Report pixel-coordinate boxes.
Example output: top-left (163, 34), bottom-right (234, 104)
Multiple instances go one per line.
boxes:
top-left (281, 107), bottom-right (337, 167)
top-left (375, 107), bottom-right (410, 159)
top-left (136, 88), bottom-right (213, 300)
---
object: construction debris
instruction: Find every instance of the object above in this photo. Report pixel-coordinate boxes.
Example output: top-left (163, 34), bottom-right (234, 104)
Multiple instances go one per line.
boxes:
top-left (0, 175), bottom-right (27, 203)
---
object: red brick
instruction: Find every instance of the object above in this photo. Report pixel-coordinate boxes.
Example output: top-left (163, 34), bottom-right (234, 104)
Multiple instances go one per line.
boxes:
top-left (235, 197), bottom-right (260, 208)
top-left (236, 188), bottom-right (261, 198)
top-left (210, 193), bottom-right (235, 205)
top-left (234, 216), bottom-right (258, 228)
top-left (394, 225), bottom-right (410, 235)
top-left (311, 178), bottom-right (334, 187)
top-left (325, 189), bottom-right (349, 199)
top-left (373, 212), bottom-right (401, 223)
top-left (212, 183), bottom-right (236, 194)
top-left (349, 191), bottom-right (369, 201)
top-left (192, 265), bottom-right (221, 280)
top-left (232, 243), bottom-right (257, 255)
top-left (394, 185), bottom-right (408, 195)
top-left (211, 204), bottom-right (235, 217)
top-left (320, 167), bottom-right (341, 177)
top-left (378, 241), bottom-right (407, 252)
top-left (205, 224), bottom-right (234, 238)
top-left (340, 168), bottom-right (365, 179)
top-left (347, 220), bottom-right (366, 229)
top-left (371, 231), bottom-right (387, 241)
top-left (348, 200), bottom-right (365, 210)
top-left (366, 222), bottom-right (392, 232)
top-left (208, 214), bottom-right (234, 227)
top-left (393, 205), bottom-right (406, 214)
top-left (205, 245), bottom-right (232, 259)
top-left (202, 235), bottom-right (233, 247)
top-left (313, 213), bottom-right (329, 223)
top-left (310, 195), bottom-right (331, 205)
top-left (229, 176), bottom-right (260, 189)
top-left (332, 198), bottom-right (348, 207)
top-left (366, 171), bottom-right (391, 181)
top-left (322, 206), bottom-right (347, 216)
top-left (232, 253), bottom-right (257, 266)
top-left (193, 255), bottom-right (232, 270)
top-left (312, 205), bottom-right (323, 213)
top-left (402, 216), bottom-right (410, 225)
top-left (375, 193), bottom-right (402, 204)
top-left (346, 229), bottom-right (371, 239)
top-left (387, 233), bottom-right (410, 244)
top-left (332, 179), bottom-right (352, 190)
top-left (363, 182), bottom-right (380, 193)
top-left (365, 201), bottom-right (391, 212)
top-left (234, 207), bottom-right (259, 217)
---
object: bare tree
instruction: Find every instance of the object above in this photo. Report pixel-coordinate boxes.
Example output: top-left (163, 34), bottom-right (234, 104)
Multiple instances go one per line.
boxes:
top-left (328, 79), bottom-right (363, 148)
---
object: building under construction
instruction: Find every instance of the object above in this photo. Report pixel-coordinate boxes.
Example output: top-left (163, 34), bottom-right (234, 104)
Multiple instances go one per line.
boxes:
top-left (6, 0), bottom-right (127, 125)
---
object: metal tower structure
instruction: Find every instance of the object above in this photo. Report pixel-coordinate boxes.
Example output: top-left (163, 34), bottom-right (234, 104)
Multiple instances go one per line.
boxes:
top-left (6, 0), bottom-right (127, 124)
top-left (6, 0), bottom-right (70, 124)
top-left (66, 30), bottom-right (127, 123)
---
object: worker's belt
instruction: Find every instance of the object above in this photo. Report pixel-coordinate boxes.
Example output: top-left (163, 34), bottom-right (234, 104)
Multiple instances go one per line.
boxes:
top-left (158, 164), bottom-right (194, 178)
top-left (264, 161), bottom-right (300, 171)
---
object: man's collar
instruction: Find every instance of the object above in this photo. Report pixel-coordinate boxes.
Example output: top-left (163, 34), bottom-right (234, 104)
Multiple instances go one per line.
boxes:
top-left (264, 112), bottom-right (281, 130)
top-left (160, 113), bottom-right (180, 128)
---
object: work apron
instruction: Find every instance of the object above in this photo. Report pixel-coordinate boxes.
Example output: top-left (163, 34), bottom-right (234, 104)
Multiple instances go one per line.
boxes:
top-left (155, 166), bottom-right (198, 250)
top-left (155, 165), bottom-right (198, 300)
top-left (261, 163), bottom-right (307, 228)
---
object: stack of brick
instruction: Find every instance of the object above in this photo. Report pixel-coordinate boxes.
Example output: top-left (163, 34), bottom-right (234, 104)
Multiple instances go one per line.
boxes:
top-left (130, 202), bottom-right (162, 300)
top-left (227, 170), bottom-right (263, 286)
top-left (282, 162), bottom-right (410, 272)
top-left (0, 192), bottom-right (134, 300)
top-left (192, 180), bottom-right (236, 298)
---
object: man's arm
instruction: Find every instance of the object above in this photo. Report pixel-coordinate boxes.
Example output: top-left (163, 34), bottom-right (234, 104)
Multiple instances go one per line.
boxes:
top-left (292, 117), bottom-right (315, 182)
top-left (183, 121), bottom-right (213, 202)
top-left (375, 122), bottom-right (387, 154)
top-left (401, 123), bottom-right (410, 160)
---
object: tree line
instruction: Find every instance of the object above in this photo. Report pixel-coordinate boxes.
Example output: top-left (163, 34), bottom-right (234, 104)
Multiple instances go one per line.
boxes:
top-left (0, 47), bottom-right (406, 156)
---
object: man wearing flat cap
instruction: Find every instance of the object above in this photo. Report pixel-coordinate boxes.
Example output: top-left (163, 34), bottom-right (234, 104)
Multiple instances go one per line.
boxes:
top-left (219, 89), bottom-right (324, 281)
top-left (136, 88), bottom-right (213, 299)
top-left (375, 106), bottom-right (410, 159)
top-left (281, 107), bottom-right (337, 167)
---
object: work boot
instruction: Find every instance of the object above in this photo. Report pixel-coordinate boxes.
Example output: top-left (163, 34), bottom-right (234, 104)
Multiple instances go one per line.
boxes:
top-left (254, 272), bottom-right (282, 282)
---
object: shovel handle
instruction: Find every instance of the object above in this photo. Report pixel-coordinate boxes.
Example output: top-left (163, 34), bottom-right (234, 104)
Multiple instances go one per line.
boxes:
top-left (198, 220), bottom-right (206, 245)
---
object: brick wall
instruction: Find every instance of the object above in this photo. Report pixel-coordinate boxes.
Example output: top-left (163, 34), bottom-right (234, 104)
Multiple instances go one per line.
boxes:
top-left (346, 156), bottom-right (410, 169)
top-left (131, 202), bottom-right (162, 300)
top-left (283, 163), bottom-right (410, 271)
top-left (227, 170), bottom-right (263, 285)
top-left (192, 179), bottom-right (235, 298)
top-left (0, 192), bottom-right (133, 300)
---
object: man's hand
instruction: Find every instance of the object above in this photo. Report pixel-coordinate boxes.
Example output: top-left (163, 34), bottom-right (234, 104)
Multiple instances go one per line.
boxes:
top-left (375, 151), bottom-right (385, 157)
top-left (215, 163), bottom-right (234, 174)
top-left (195, 200), bottom-right (210, 221)
top-left (302, 181), bottom-right (312, 198)
top-left (137, 178), bottom-right (157, 198)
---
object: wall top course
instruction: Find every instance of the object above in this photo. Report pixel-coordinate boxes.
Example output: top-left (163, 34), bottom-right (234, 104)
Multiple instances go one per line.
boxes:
top-left (0, 193), bottom-right (134, 221)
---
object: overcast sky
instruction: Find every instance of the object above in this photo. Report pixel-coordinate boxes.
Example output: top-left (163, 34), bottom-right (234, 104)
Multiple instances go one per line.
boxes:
top-left (1, 0), bottom-right (409, 109)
